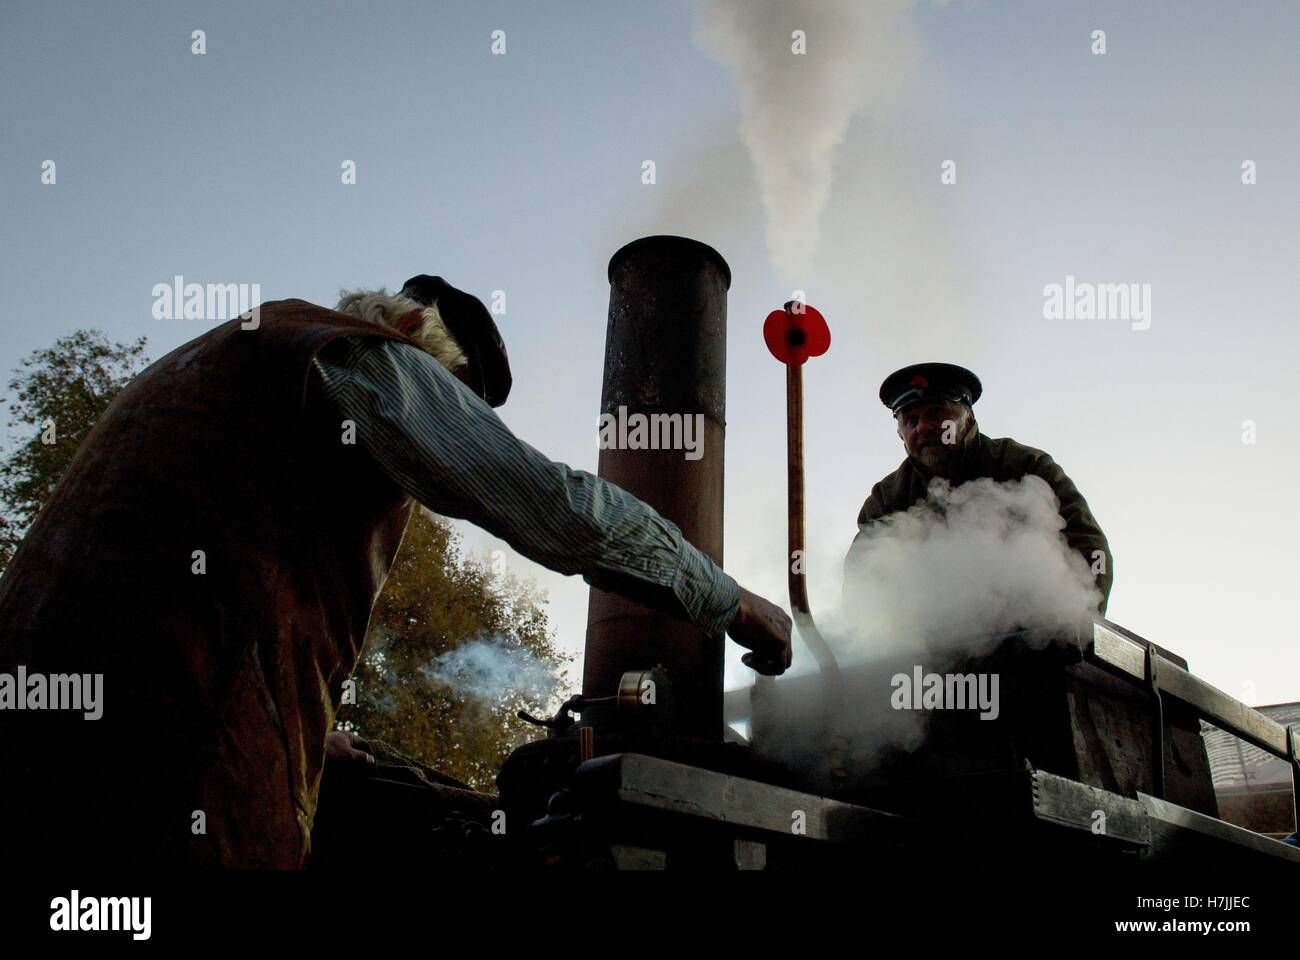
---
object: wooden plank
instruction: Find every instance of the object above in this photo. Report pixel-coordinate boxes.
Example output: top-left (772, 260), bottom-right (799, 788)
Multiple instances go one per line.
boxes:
top-left (1030, 769), bottom-right (1150, 846)
top-left (1030, 770), bottom-right (1300, 864)
top-left (573, 753), bottom-right (913, 845)
top-left (1139, 792), bottom-right (1300, 864)
top-left (1090, 620), bottom-right (1289, 757)
top-left (577, 753), bottom-right (1300, 867)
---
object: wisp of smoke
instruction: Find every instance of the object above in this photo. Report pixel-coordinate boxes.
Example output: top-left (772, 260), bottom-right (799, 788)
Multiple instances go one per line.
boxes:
top-left (421, 637), bottom-right (560, 705)
top-left (753, 475), bottom-right (1102, 781)
top-left (693, 0), bottom-right (916, 283)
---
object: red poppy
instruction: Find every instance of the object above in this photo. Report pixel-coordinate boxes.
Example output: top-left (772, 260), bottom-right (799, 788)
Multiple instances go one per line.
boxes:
top-left (763, 301), bottom-right (830, 366)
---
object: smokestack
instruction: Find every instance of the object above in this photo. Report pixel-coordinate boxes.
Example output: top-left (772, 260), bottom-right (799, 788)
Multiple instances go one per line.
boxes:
top-left (582, 236), bottom-right (731, 741)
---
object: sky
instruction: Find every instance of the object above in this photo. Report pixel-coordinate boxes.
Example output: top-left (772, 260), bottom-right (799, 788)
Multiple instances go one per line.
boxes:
top-left (2, 0), bottom-right (1298, 708)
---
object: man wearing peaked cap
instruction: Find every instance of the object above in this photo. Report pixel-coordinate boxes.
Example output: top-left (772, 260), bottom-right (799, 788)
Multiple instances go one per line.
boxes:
top-left (847, 361), bottom-right (1113, 612)
top-left (0, 273), bottom-right (794, 869)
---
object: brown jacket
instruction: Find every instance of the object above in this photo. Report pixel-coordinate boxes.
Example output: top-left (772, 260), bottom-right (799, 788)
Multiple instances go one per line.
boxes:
top-left (0, 300), bottom-right (418, 867)
top-left (849, 430), bottom-right (1113, 613)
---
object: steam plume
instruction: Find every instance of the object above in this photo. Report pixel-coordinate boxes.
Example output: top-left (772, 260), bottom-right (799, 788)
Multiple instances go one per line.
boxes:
top-left (693, 0), bottom-right (916, 283)
top-left (753, 475), bottom-right (1103, 779)
top-left (836, 474), bottom-right (1102, 662)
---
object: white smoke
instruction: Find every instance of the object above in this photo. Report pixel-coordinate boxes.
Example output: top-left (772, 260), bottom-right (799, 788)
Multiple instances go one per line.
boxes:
top-left (835, 474), bottom-right (1102, 662)
top-left (752, 475), bottom-right (1103, 780)
top-left (693, 0), bottom-right (917, 283)
top-left (421, 637), bottom-right (561, 705)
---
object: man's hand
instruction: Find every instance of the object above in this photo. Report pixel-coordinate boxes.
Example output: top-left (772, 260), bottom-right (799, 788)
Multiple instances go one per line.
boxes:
top-left (727, 586), bottom-right (793, 676)
top-left (324, 730), bottom-right (376, 770)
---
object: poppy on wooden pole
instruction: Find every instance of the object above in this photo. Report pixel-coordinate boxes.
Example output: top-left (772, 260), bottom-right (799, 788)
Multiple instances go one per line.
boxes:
top-left (762, 301), bottom-right (837, 677)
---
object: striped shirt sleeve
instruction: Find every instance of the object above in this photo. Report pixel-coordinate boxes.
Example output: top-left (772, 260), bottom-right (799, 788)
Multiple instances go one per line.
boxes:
top-left (310, 335), bottom-right (741, 636)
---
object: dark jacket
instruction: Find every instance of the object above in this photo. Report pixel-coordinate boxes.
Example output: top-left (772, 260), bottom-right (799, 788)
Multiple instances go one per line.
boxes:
top-left (0, 300), bottom-right (419, 867)
top-left (849, 430), bottom-right (1113, 613)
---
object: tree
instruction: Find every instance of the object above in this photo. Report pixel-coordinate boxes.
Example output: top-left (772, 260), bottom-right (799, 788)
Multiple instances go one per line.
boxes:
top-left (336, 508), bottom-right (570, 792)
top-left (0, 330), bottom-right (149, 572)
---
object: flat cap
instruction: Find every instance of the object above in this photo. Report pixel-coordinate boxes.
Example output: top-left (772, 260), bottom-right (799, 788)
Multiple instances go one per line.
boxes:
top-left (399, 275), bottom-right (512, 407)
top-left (879, 362), bottom-right (982, 415)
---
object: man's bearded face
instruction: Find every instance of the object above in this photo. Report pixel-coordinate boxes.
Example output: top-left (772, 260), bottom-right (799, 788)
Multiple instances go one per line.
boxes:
top-left (895, 398), bottom-right (972, 476)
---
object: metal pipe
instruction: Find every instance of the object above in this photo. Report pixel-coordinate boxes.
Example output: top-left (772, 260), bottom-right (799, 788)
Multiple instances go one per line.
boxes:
top-left (784, 359), bottom-right (839, 676)
top-left (581, 236), bottom-right (731, 741)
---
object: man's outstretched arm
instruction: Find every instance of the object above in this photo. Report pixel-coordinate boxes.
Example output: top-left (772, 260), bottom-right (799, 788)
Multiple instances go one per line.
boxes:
top-left (312, 336), bottom-right (791, 671)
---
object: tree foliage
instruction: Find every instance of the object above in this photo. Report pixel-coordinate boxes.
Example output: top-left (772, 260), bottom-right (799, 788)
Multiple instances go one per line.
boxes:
top-left (336, 509), bottom-right (570, 792)
top-left (0, 330), bottom-right (149, 571)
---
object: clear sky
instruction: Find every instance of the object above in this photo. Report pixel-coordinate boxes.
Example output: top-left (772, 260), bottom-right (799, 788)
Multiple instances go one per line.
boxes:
top-left (3, 1), bottom-right (1297, 706)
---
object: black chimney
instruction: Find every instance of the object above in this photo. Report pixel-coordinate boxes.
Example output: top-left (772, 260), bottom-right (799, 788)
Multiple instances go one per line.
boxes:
top-left (581, 236), bottom-right (731, 741)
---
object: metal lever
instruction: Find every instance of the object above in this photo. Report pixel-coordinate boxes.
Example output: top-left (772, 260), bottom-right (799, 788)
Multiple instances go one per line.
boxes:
top-left (1288, 723), bottom-right (1300, 834)
top-left (1144, 643), bottom-right (1165, 799)
top-left (518, 694), bottom-right (616, 735)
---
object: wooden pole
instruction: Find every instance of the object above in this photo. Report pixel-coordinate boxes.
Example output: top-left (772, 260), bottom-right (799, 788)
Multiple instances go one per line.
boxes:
top-left (785, 360), bottom-right (838, 676)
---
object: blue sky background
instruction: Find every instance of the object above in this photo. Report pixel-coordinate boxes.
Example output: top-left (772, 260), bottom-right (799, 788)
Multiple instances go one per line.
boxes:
top-left (3, 1), bottom-right (1298, 706)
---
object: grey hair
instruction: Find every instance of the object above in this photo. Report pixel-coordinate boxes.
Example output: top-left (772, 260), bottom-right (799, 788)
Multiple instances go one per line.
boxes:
top-left (333, 288), bottom-right (468, 373)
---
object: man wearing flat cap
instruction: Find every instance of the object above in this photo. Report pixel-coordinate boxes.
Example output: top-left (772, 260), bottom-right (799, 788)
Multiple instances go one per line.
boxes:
top-left (0, 277), bottom-right (792, 868)
top-left (847, 362), bottom-right (1113, 611)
